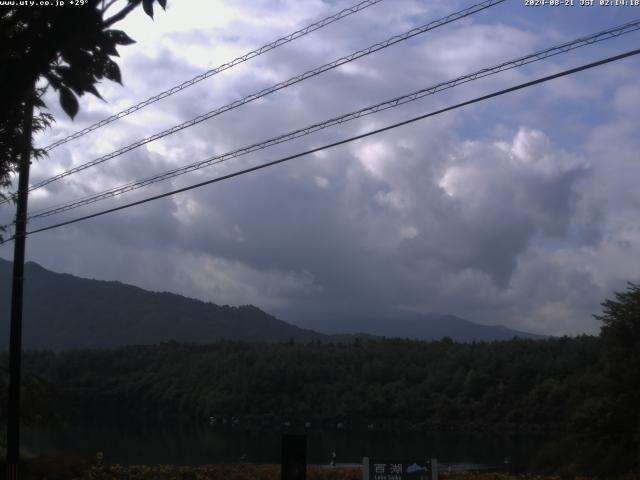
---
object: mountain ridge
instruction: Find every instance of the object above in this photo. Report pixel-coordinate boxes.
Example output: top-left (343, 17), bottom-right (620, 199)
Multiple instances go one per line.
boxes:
top-left (0, 258), bottom-right (544, 350)
top-left (298, 311), bottom-right (546, 342)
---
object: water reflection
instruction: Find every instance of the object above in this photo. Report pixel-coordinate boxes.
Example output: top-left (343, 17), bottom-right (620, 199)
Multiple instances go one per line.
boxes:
top-left (23, 424), bottom-right (555, 471)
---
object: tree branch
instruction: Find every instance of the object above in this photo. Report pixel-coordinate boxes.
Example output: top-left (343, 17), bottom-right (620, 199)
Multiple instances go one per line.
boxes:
top-left (101, 0), bottom-right (120, 15)
top-left (103, 0), bottom-right (142, 27)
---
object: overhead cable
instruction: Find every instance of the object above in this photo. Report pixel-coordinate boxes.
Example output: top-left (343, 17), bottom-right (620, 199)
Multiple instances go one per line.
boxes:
top-left (24, 0), bottom-right (505, 195)
top-left (24, 19), bottom-right (640, 221)
top-left (8, 47), bottom-right (637, 241)
top-left (42, 0), bottom-right (386, 152)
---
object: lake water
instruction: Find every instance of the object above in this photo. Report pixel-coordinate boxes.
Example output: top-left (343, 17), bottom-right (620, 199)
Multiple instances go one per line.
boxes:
top-left (23, 424), bottom-right (556, 472)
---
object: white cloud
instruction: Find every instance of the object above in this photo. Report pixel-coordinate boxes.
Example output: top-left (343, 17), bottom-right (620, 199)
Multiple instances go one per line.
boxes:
top-left (4, 0), bottom-right (638, 336)
top-left (314, 176), bottom-right (330, 189)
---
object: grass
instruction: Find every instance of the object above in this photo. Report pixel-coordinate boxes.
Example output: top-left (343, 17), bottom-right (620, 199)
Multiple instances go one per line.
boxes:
top-left (4, 458), bottom-right (640, 480)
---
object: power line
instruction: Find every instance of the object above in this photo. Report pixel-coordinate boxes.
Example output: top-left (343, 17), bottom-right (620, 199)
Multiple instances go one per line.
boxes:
top-left (24, 19), bottom-right (640, 221)
top-left (23, 0), bottom-right (505, 196)
top-left (10, 47), bottom-right (638, 242)
top-left (42, 0), bottom-right (386, 152)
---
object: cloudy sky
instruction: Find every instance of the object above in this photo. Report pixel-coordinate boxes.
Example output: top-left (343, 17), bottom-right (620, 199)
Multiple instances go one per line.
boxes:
top-left (2, 0), bottom-right (639, 336)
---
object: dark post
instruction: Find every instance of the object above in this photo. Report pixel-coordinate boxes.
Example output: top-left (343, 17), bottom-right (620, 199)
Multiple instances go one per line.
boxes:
top-left (281, 434), bottom-right (307, 480)
top-left (6, 87), bottom-right (35, 480)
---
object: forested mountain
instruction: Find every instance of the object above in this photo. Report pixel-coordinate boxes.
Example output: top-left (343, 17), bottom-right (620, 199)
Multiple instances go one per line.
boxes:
top-left (303, 313), bottom-right (545, 342)
top-left (0, 259), bottom-right (364, 350)
top-left (0, 259), bottom-right (540, 350)
top-left (1, 282), bottom-right (638, 475)
top-left (1, 334), bottom-right (637, 475)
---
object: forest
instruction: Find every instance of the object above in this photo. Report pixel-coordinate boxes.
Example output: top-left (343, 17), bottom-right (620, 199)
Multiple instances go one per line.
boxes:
top-left (4, 337), bottom-right (600, 429)
top-left (1, 284), bottom-right (639, 476)
top-left (0, 335), bottom-right (635, 475)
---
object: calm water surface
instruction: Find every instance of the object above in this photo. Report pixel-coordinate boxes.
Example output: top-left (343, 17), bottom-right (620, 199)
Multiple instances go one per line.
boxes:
top-left (23, 424), bottom-right (554, 471)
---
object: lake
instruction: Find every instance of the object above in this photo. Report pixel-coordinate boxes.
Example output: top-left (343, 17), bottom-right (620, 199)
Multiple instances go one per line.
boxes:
top-left (23, 424), bottom-right (556, 472)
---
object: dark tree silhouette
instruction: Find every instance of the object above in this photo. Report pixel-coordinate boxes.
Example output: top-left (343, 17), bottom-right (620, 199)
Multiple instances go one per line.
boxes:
top-left (1, 3), bottom-right (168, 475)
top-left (595, 282), bottom-right (640, 349)
top-left (0, 0), bottom-right (167, 201)
top-left (592, 282), bottom-right (640, 472)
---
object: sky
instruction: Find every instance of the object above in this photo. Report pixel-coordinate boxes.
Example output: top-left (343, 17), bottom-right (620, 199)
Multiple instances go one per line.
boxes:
top-left (1, 0), bottom-right (639, 336)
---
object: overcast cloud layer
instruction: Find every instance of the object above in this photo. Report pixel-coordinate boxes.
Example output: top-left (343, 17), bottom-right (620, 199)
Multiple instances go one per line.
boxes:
top-left (2, 0), bottom-right (639, 336)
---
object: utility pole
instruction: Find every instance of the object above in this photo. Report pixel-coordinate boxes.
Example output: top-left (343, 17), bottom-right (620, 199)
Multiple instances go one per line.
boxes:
top-left (6, 86), bottom-right (35, 480)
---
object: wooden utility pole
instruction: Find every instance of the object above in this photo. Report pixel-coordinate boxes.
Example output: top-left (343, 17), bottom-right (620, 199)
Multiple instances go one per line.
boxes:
top-left (6, 86), bottom-right (35, 480)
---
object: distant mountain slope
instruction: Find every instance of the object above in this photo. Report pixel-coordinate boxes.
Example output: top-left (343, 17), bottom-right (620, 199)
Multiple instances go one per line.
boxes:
top-left (301, 313), bottom-right (546, 342)
top-left (0, 259), bottom-right (543, 350)
top-left (0, 259), bottom-right (348, 350)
